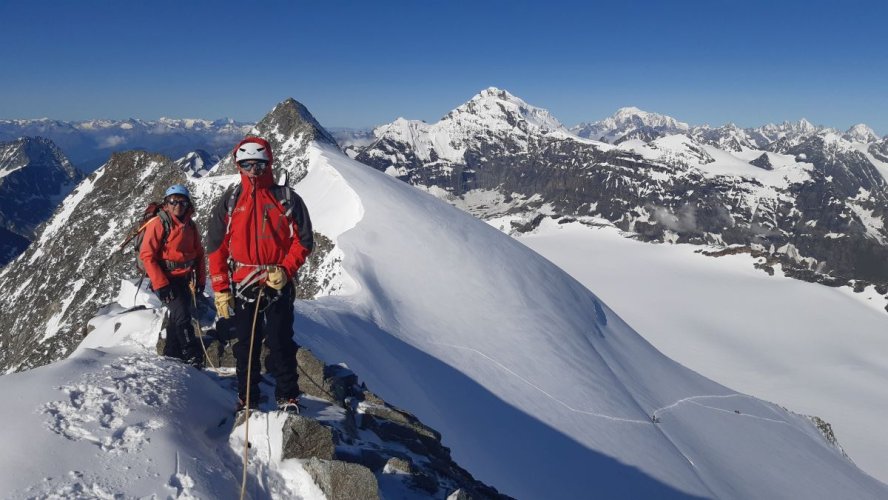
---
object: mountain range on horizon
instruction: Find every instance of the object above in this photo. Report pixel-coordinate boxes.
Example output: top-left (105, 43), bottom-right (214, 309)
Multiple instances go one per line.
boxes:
top-left (4, 87), bottom-right (888, 292)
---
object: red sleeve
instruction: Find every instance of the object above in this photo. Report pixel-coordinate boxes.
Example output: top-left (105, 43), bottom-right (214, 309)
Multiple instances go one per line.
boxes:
top-left (208, 214), bottom-right (231, 292)
top-left (279, 192), bottom-right (313, 279)
top-left (139, 217), bottom-right (169, 290)
top-left (280, 229), bottom-right (309, 279)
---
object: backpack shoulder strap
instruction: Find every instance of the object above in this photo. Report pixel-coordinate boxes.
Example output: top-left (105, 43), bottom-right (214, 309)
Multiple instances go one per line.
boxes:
top-left (271, 184), bottom-right (295, 218)
top-left (226, 184), bottom-right (242, 217)
top-left (156, 209), bottom-right (173, 245)
top-left (224, 184), bottom-right (242, 234)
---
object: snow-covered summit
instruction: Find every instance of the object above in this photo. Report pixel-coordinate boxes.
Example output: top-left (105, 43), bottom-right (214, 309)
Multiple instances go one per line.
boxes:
top-left (845, 123), bottom-right (881, 143)
top-left (572, 106), bottom-right (689, 143)
top-left (442, 86), bottom-right (566, 134)
top-left (358, 88), bottom-right (572, 167)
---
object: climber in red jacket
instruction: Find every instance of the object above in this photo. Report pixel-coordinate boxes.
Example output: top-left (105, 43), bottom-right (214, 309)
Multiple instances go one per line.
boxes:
top-left (206, 137), bottom-right (313, 411)
top-left (139, 184), bottom-right (206, 368)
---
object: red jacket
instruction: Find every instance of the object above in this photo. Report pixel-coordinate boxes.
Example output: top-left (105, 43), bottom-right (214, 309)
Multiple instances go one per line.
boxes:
top-left (206, 137), bottom-right (313, 292)
top-left (139, 207), bottom-right (206, 290)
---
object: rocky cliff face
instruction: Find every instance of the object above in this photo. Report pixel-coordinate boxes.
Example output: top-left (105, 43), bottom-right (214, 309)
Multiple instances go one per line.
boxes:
top-left (0, 151), bottom-right (183, 372)
top-left (0, 137), bottom-right (82, 265)
top-left (353, 88), bottom-right (888, 294)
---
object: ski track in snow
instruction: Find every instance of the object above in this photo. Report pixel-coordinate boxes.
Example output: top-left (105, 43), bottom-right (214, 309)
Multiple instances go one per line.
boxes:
top-left (430, 340), bottom-right (790, 427)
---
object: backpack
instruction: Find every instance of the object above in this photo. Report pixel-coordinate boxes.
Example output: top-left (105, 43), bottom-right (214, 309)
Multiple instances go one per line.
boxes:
top-left (120, 202), bottom-right (174, 272)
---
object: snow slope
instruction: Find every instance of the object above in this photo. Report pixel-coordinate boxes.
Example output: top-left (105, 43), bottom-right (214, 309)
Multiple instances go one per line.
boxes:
top-left (291, 144), bottom-right (887, 498)
top-left (0, 283), bottom-right (327, 499)
top-left (519, 218), bottom-right (888, 486)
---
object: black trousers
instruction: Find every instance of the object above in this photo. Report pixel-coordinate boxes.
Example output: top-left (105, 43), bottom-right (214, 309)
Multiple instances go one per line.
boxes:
top-left (161, 276), bottom-right (201, 366)
top-left (232, 281), bottom-right (299, 402)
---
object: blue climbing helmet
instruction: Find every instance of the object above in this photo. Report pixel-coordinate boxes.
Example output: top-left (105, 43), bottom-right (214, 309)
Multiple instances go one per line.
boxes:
top-left (164, 184), bottom-right (191, 200)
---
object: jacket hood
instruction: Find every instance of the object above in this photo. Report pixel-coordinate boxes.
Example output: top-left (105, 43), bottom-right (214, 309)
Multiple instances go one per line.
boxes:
top-left (233, 137), bottom-right (275, 189)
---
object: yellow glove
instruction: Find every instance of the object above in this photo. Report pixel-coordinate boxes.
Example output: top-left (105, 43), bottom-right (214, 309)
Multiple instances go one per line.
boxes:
top-left (266, 266), bottom-right (287, 290)
top-left (214, 290), bottom-right (234, 319)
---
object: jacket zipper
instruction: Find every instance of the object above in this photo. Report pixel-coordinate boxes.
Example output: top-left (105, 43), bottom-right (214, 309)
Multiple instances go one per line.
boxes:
top-left (251, 180), bottom-right (261, 264)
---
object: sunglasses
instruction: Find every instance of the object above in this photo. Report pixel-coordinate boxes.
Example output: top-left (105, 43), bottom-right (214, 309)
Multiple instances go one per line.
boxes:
top-left (238, 160), bottom-right (267, 171)
top-left (166, 199), bottom-right (190, 207)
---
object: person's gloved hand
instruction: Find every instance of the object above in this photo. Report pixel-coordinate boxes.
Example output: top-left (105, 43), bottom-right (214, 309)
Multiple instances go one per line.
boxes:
top-left (266, 266), bottom-right (287, 290)
top-left (156, 285), bottom-right (174, 304)
top-left (214, 290), bottom-right (234, 319)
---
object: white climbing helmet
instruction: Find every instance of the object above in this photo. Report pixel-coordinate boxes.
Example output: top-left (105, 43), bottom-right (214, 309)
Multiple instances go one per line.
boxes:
top-left (234, 140), bottom-right (271, 164)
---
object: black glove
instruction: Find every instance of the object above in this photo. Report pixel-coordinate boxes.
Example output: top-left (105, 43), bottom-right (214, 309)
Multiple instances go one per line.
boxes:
top-left (156, 285), bottom-right (175, 304)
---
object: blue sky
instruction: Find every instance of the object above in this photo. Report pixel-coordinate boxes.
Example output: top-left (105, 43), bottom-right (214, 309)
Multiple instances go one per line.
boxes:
top-left (2, 0), bottom-right (886, 134)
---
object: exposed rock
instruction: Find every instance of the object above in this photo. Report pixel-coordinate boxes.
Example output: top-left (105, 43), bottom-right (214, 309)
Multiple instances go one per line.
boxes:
top-left (448, 489), bottom-right (475, 500)
top-left (281, 414), bottom-right (335, 460)
top-left (750, 152), bottom-right (773, 170)
top-left (296, 347), bottom-right (358, 405)
top-left (0, 151), bottom-right (185, 372)
top-left (303, 457), bottom-right (379, 500)
top-left (383, 457), bottom-right (413, 474)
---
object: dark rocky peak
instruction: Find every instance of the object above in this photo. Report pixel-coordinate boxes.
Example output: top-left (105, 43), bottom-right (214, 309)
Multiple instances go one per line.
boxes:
top-left (260, 98), bottom-right (338, 147)
top-left (750, 153), bottom-right (774, 170)
top-left (212, 98), bottom-right (337, 182)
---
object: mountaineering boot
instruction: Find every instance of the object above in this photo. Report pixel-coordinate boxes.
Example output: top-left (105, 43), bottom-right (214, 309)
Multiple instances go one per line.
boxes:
top-left (277, 397), bottom-right (301, 414)
top-left (236, 397), bottom-right (259, 413)
top-left (236, 391), bottom-right (264, 413)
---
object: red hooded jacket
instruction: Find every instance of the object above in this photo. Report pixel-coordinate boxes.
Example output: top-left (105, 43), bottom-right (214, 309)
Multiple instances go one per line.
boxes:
top-left (206, 137), bottom-right (313, 292)
top-left (139, 205), bottom-right (206, 290)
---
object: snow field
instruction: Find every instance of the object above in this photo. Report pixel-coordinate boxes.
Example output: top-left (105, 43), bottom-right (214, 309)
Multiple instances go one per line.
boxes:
top-left (519, 217), bottom-right (888, 486)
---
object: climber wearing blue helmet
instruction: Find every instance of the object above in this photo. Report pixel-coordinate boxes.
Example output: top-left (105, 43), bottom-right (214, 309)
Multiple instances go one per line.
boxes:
top-left (139, 183), bottom-right (207, 368)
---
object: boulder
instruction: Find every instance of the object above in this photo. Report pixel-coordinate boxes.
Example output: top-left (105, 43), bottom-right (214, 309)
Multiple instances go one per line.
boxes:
top-left (303, 457), bottom-right (379, 500)
top-left (281, 414), bottom-right (335, 461)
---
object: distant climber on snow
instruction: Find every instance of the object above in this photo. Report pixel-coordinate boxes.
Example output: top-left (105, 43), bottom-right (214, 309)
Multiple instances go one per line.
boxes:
top-left (206, 137), bottom-right (313, 412)
top-left (138, 184), bottom-right (207, 368)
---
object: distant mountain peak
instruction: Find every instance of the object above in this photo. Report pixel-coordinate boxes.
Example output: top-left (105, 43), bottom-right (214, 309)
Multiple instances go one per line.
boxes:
top-left (444, 87), bottom-right (565, 133)
top-left (844, 123), bottom-right (880, 143)
top-left (256, 98), bottom-right (338, 147)
top-left (572, 106), bottom-right (688, 143)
